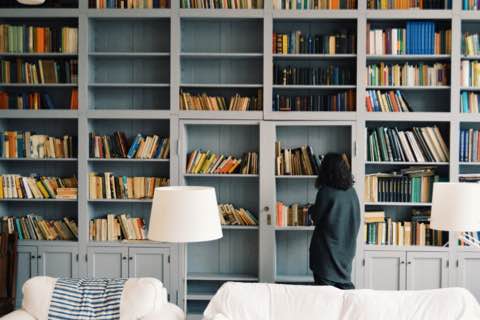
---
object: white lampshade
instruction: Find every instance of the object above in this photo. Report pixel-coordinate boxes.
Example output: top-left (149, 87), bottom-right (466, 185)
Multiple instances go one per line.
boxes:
top-left (148, 186), bottom-right (223, 243)
top-left (16, 0), bottom-right (46, 5)
top-left (431, 182), bottom-right (480, 232)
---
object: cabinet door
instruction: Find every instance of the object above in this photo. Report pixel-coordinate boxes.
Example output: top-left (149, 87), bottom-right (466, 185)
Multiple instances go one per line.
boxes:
top-left (406, 251), bottom-right (449, 290)
top-left (15, 246), bottom-right (37, 308)
top-left (38, 246), bottom-right (79, 278)
top-left (87, 247), bottom-right (128, 278)
top-left (457, 252), bottom-right (480, 301)
top-left (364, 251), bottom-right (406, 290)
top-left (128, 247), bottom-right (171, 294)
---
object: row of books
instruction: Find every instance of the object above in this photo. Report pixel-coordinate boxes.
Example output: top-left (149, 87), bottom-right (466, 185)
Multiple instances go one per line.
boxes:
top-left (364, 210), bottom-right (446, 246)
top-left (0, 59), bottom-right (78, 84)
top-left (90, 132), bottom-right (169, 159)
top-left (273, 65), bottom-right (355, 86)
top-left (464, 0), bottom-right (480, 10)
top-left (181, 0), bottom-right (263, 8)
top-left (179, 91), bottom-right (263, 111)
top-left (460, 128), bottom-right (480, 162)
top-left (89, 0), bottom-right (169, 8)
top-left (88, 174), bottom-right (169, 200)
top-left (273, 91), bottom-right (356, 112)
top-left (0, 89), bottom-right (78, 110)
top-left (0, 25), bottom-right (77, 54)
top-left (367, 23), bottom-right (451, 55)
top-left (365, 90), bottom-right (411, 112)
top-left (364, 167), bottom-right (440, 203)
top-left (275, 141), bottom-right (323, 176)
top-left (367, 126), bottom-right (449, 162)
top-left (273, 0), bottom-right (356, 9)
top-left (272, 31), bottom-right (356, 55)
top-left (1, 216), bottom-right (78, 241)
top-left (89, 214), bottom-right (146, 241)
top-left (0, 175), bottom-right (77, 200)
top-left (367, 0), bottom-right (450, 9)
top-left (276, 202), bottom-right (313, 227)
top-left (1, 131), bottom-right (74, 159)
top-left (186, 150), bottom-right (258, 175)
top-left (462, 33), bottom-right (480, 56)
top-left (218, 204), bottom-right (258, 226)
top-left (367, 63), bottom-right (449, 87)
top-left (461, 91), bottom-right (480, 113)
top-left (461, 60), bottom-right (480, 88)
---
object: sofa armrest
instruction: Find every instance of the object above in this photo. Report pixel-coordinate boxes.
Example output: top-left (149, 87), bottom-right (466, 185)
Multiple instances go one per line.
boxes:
top-left (142, 303), bottom-right (186, 320)
top-left (1, 310), bottom-right (36, 320)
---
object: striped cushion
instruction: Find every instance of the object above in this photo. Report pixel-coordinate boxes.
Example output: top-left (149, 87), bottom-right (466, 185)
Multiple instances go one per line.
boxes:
top-left (47, 278), bottom-right (127, 320)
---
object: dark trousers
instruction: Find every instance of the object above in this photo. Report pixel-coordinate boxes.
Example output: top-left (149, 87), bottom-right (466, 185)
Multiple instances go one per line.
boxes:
top-left (313, 273), bottom-right (355, 290)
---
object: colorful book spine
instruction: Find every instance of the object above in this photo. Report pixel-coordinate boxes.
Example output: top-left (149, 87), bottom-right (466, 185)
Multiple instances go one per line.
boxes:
top-left (367, 62), bottom-right (449, 86)
top-left (273, 91), bottom-right (356, 112)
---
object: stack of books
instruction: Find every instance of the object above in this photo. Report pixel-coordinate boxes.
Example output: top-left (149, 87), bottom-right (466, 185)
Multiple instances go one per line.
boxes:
top-left (462, 32), bottom-right (480, 56)
top-left (272, 31), bottom-right (356, 55)
top-left (181, 0), bottom-right (263, 8)
top-left (273, 0), bottom-right (356, 10)
top-left (89, 0), bottom-right (169, 8)
top-left (364, 210), bottom-right (446, 246)
top-left (365, 90), bottom-right (411, 112)
top-left (88, 173), bottom-right (169, 200)
top-left (367, 63), bottom-right (449, 87)
top-left (364, 167), bottom-right (441, 203)
top-left (273, 91), bottom-right (355, 112)
top-left (90, 132), bottom-right (169, 159)
top-left (276, 202), bottom-right (313, 227)
top-left (0, 24), bottom-right (78, 53)
top-left (460, 128), bottom-right (480, 162)
top-left (273, 64), bottom-right (355, 86)
top-left (0, 59), bottom-right (78, 84)
top-left (275, 141), bottom-right (324, 176)
top-left (218, 204), bottom-right (258, 226)
top-left (179, 91), bottom-right (263, 111)
top-left (367, 126), bottom-right (449, 162)
top-left (367, 22), bottom-right (451, 55)
top-left (461, 92), bottom-right (480, 113)
top-left (1, 215), bottom-right (78, 241)
top-left (186, 150), bottom-right (258, 175)
top-left (89, 213), bottom-right (146, 241)
top-left (0, 175), bottom-right (77, 199)
top-left (461, 60), bottom-right (480, 88)
top-left (1, 131), bottom-right (74, 159)
top-left (0, 89), bottom-right (78, 110)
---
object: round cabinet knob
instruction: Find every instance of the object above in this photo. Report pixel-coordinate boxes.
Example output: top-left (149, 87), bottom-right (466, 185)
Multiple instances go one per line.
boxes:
top-left (122, 256), bottom-right (127, 260)
top-left (37, 255), bottom-right (41, 259)
top-left (31, 255), bottom-right (36, 260)
top-left (129, 257), bottom-right (133, 261)
top-left (407, 261), bottom-right (412, 265)
top-left (264, 206), bottom-right (270, 212)
top-left (400, 261), bottom-right (405, 264)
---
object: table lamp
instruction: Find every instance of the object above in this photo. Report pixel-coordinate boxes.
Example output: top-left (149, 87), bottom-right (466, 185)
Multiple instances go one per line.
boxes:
top-left (431, 182), bottom-right (480, 247)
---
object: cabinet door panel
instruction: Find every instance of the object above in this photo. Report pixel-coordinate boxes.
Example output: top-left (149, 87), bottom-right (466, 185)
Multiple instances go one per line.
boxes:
top-left (128, 247), bottom-right (171, 293)
top-left (364, 251), bottom-right (406, 290)
top-left (457, 252), bottom-right (480, 302)
top-left (16, 246), bottom-right (37, 308)
top-left (406, 252), bottom-right (448, 290)
top-left (87, 247), bottom-right (128, 278)
top-left (38, 246), bottom-right (79, 278)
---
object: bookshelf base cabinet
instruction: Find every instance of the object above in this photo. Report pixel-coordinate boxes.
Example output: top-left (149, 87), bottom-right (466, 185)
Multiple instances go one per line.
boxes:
top-left (16, 245), bottom-right (79, 307)
top-left (456, 252), bottom-right (480, 301)
top-left (363, 251), bottom-right (449, 292)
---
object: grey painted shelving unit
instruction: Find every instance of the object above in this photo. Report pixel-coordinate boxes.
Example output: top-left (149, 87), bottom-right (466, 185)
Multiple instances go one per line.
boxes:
top-left (2, 1), bottom-right (480, 319)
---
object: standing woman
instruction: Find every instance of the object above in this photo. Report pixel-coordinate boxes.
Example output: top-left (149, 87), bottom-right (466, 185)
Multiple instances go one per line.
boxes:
top-left (309, 153), bottom-right (360, 289)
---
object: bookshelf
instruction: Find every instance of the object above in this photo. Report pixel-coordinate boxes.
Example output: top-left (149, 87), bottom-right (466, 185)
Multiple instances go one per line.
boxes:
top-left (3, 0), bottom-right (480, 318)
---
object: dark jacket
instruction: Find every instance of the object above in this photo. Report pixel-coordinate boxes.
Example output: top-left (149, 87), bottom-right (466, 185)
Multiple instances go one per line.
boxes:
top-left (309, 185), bottom-right (360, 284)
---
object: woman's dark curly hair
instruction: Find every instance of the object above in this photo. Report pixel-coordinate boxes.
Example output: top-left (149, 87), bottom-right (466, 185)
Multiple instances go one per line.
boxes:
top-left (315, 153), bottom-right (353, 190)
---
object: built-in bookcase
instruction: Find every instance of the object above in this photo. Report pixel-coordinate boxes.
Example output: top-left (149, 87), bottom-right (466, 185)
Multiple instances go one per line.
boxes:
top-left (88, 18), bottom-right (171, 110)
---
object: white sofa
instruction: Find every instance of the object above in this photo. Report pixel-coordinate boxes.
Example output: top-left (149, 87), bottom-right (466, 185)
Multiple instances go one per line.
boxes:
top-left (1, 276), bottom-right (185, 320)
top-left (203, 282), bottom-right (480, 320)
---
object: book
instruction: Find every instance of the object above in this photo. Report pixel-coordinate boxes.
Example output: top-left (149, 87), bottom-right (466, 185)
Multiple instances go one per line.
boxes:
top-left (89, 0), bottom-right (169, 8)
top-left (0, 89), bottom-right (77, 110)
top-left (0, 175), bottom-right (77, 200)
top-left (367, 62), bottom-right (449, 87)
top-left (181, 0), bottom-right (263, 8)
top-left (462, 32), bottom-right (480, 56)
top-left (459, 128), bottom-right (480, 162)
top-left (218, 204), bottom-right (258, 226)
top-left (364, 167), bottom-right (442, 203)
top-left (0, 59), bottom-right (78, 84)
top-left (273, 64), bottom-right (355, 86)
top-left (273, 90), bottom-right (355, 112)
top-left (367, 0), bottom-right (450, 9)
top-left (461, 60), bottom-right (480, 88)
top-left (1, 215), bottom-right (77, 241)
top-left (275, 141), bottom-right (327, 176)
top-left (0, 131), bottom-right (74, 159)
top-left (464, 0), bottom-right (480, 10)
top-left (272, 31), bottom-right (356, 55)
top-left (179, 90), bottom-right (262, 111)
top-left (88, 173), bottom-right (169, 200)
top-left (365, 90), bottom-right (411, 112)
top-left (276, 202), bottom-right (313, 227)
top-left (89, 213), bottom-right (146, 241)
top-left (272, 0), bottom-right (356, 10)
top-left (186, 150), bottom-right (258, 175)
top-left (367, 22), bottom-right (451, 55)
top-left (367, 126), bottom-right (449, 163)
